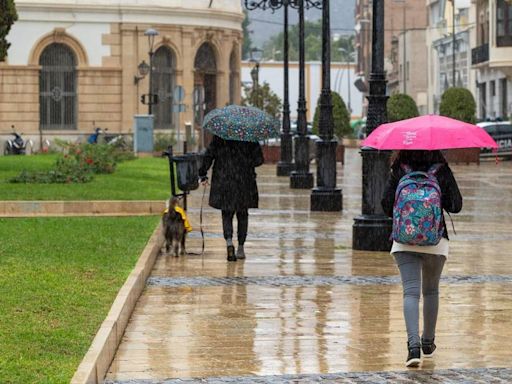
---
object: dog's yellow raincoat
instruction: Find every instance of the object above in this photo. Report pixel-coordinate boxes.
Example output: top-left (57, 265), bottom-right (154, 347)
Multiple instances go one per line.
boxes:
top-left (163, 206), bottom-right (192, 232)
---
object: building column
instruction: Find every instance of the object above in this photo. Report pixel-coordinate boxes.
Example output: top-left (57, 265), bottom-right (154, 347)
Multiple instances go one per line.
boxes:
top-left (120, 24), bottom-right (140, 131)
top-left (181, 29), bottom-right (196, 144)
top-left (216, 33), bottom-right (232, 107)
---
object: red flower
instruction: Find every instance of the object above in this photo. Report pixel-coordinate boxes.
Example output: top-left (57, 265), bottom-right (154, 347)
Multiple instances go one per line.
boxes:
top-left (85, 158), bottom-right (94, 165)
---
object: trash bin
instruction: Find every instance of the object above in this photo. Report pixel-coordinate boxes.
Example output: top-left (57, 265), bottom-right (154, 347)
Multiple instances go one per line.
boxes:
top-left (173, 153), bottom-right (200, 192)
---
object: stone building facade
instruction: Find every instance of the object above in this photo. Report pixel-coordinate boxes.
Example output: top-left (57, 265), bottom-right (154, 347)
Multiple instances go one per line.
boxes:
top-left (471, 0), bottom-right (512, 120)
top-left (354, 0), bottom-right (428, 115)
top-left (426, 0), bottom-right (477, 115)
top-left (0, 0), bottom-right (243, 150)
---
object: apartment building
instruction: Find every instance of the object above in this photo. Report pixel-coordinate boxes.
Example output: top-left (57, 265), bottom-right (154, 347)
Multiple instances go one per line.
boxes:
top-left (426, 0), bottom-right (476, 114)
top-left (354, 0), bottom-right (428, 114)
top-left (471, 0), bottom-right (512, 120)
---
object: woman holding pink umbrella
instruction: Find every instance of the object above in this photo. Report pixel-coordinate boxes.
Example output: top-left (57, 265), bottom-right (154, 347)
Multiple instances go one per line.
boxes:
top-left (363, 114), bottom-right (497, 367)
top-left (381, 149), bottom-right (462, 367)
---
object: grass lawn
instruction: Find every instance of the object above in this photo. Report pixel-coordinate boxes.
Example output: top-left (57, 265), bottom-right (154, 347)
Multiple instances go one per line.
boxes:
top-left (0, 154), bottom-right (174, 200)
top-left (0, 216), bottom-right (160, 383)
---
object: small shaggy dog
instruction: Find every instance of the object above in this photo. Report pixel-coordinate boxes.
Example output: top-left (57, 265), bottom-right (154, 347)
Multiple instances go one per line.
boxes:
top-left (162, 197), bottom-right (187, 257)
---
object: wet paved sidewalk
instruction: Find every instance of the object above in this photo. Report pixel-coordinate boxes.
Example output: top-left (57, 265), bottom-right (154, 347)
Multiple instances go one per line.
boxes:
top-left (105, 148), bottom-right (512, 383)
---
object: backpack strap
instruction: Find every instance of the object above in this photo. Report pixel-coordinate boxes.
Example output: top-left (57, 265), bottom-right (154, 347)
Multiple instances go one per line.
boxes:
top-left (400, 163), bottom-right (413, 174)
top-left (427, 163), bottom-right (443, 176)
top-left (445, 211), bottom-right (457, 235)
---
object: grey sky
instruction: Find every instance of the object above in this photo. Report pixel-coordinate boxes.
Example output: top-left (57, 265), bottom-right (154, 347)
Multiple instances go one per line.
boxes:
top-left (242, 1), bottom-right (356, 46)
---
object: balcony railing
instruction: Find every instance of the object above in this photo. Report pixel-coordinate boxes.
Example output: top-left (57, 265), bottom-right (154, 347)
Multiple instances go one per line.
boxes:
top-left (471, 43), bottom-right (489, 65)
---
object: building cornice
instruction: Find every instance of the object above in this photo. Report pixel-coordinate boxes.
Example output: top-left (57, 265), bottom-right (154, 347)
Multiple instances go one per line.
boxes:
top-left (16, 3), bottom-right (244, 31)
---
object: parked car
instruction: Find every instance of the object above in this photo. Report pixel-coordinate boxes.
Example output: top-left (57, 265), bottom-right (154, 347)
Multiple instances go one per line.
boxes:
top-left (478, 121), bottom-right (512, 159)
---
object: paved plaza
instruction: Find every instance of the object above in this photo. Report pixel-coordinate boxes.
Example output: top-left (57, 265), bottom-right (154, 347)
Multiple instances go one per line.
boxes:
top-left (105, 148), bottom-right (512, 383)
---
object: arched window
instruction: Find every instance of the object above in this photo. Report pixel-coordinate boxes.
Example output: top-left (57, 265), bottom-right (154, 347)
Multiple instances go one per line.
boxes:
top-left (194, 43), bottom-right (217, 120)
top-left (39, 43), bottom-right (77, 130)
top-left (194, 43), bottom-right (217, 74)
top-left (229, 49), bottom-right (237, 105)
top-left (152, 46), bottom-right (176, 130)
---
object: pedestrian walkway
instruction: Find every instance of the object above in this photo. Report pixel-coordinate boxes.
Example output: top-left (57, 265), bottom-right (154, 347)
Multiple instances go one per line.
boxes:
top-left (105, 148), bottom-right (512, 383)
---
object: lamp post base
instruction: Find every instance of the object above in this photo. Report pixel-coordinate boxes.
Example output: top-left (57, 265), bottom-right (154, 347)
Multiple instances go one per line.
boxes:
top-left (290, 171), bottom-right (314, 189)
top-left (276, 161), bottom-right (295, 176)
top-left (311, 188), bottom-right (342, 211)
top-left (352, 215), bottom-right (392, 251)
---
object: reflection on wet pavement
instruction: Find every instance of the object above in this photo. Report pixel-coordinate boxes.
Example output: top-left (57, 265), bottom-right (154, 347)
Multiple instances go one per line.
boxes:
top-left (106, 149), bottom-right (512, 382)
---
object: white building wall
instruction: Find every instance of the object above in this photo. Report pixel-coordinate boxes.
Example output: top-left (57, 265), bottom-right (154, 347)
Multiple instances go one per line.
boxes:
top-left (7, 0), bottom-right (243, 66)
top-left (8, 20), bottom-right (110, 66)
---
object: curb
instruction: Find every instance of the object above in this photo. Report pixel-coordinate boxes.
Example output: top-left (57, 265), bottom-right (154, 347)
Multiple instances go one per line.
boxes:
top-left (70, 222), bottom-right (164, 384)
top-left (0, 200), bottom-right (166, 217)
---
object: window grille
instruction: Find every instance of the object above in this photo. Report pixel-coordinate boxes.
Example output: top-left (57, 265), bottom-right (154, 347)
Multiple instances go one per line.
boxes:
top-left (152, 47), bottom-right (176, 129)
top-left (39, 43), bottom-right (77, 130)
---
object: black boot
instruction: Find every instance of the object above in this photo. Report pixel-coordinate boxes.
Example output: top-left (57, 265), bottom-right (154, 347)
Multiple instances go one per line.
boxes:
top-left (227, 245), bottom-right (236, 262)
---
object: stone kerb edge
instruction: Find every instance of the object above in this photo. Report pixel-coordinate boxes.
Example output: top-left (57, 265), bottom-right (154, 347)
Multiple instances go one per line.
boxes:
top-left (70, 222), bottom-right (164, 384)
top-left (0, 200), bottom-right (167, 217)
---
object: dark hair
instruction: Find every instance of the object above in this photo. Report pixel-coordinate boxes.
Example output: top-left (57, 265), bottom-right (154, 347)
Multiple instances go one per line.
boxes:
top-left (390, 150), bottom-right (447, 172)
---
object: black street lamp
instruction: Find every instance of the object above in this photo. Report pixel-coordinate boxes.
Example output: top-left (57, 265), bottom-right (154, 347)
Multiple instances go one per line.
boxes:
top-left (144, 28), bottom-right (159, 115)
top-left (289, 0), bottom-right (319, 189)
top-left (249, 47), bottom-right (263, 109)
top-left (310, 0), bottom-right (342, 211)
top-left (276, 0), bottom-right (295, 176)
top-left (352, 0), bottom-right (392, 251)
top-left (244, 0), bottom-right (295, 176)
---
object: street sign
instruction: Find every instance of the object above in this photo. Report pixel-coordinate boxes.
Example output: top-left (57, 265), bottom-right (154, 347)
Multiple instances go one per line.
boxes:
top-left (172, 104), bottom-right (186, 113)
top-left (173, 85), bottom-right (185, 102)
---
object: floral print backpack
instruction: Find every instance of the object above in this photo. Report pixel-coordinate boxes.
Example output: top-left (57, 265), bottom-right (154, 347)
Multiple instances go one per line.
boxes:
top-left (392, 164), bottom-right (444, 246)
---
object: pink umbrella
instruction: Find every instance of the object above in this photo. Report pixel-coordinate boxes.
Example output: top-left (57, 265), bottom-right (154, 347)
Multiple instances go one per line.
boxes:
top-left (362, 114), bottom-right (498, 150)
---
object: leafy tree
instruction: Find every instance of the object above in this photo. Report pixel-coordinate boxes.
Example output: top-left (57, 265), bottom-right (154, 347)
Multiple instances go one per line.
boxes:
top-left (262, 19), bottom-right (355, 62)
top-left (439, 87), bottom-right (477, 124)
top-left (241, 81), bottom-right (282, 119)
top-left (242, 11), bottom-right (253, 60)
top-left (312, 91), bottom-right (351, 139)
top-left (0, 0), bottom-right (18, 61)
top-left (387, 93), bottom-right (419, 122)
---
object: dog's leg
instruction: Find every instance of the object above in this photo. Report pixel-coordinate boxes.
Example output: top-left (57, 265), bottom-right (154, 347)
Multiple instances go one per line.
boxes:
top-left (172, 239), bottom-right (179, 257)
top-left (180, 234), bottom-right (186, 256)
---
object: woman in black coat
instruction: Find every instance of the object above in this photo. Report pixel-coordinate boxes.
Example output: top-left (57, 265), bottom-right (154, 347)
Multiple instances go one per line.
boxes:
top-left (198, 135), bottom-right (264, 261)
top-left (381, 150), bottom-right (462, 368)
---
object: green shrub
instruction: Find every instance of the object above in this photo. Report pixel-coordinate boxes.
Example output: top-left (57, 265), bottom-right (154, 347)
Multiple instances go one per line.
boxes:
top-left (154, 132), bottom-right (177, 152)
top-left (9, 143), bottom-right (122, 184)
top-left (312, 91), bottom-right (351, 138)
top-left (387, 93), bottom-right (419, 122)
top-left (439, 87), bottom-right (476, 123)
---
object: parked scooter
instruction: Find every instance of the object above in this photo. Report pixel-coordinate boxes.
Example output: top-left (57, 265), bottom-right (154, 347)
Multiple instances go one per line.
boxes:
top-left (102, 128), bottom-right (125, 146)
top-left (87, 123), bottom-right (103, 144)
top-left (4, 125), bottom-right (30, 155)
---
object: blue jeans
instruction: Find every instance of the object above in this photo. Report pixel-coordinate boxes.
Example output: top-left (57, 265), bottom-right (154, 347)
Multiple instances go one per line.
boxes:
top-left (394, 252), bottom-right (446, 347)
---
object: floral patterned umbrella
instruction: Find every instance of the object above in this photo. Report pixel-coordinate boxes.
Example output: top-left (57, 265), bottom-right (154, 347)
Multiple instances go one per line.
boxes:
top-left (202, 105), bottom-right (280, 142)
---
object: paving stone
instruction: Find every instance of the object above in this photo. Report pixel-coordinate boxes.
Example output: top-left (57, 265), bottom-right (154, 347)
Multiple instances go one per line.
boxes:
top-left (105, 367), bottom-right (512, 383)
top-left (147, 274), bottom-right (512, 288)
